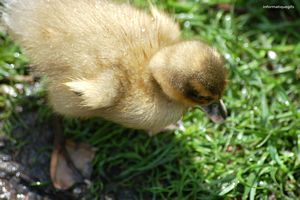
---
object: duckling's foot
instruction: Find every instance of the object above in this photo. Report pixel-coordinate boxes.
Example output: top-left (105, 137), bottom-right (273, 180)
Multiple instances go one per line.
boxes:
top-left (148, 120), bottom-right (185, 136)
top-left (164, 120), bottom-right (185, 132)
top-left (50, 116), bottom-right (95, 190)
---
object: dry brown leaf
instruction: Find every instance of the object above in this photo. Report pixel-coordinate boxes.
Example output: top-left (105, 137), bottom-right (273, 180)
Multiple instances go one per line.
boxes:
top-left (50, 140), bottom-right (95, 190)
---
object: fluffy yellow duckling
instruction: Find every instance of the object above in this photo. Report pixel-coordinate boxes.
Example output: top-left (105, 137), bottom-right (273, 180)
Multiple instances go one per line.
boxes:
top-left (3, 0), bottom-right (227, 134)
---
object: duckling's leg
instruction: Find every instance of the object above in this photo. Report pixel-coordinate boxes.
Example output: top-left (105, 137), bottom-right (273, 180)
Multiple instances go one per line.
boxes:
top-left (50, 115), bottom-right (94, 190)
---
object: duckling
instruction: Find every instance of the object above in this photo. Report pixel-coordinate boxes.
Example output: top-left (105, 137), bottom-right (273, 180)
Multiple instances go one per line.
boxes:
top-left (3, 0), bottom-right (227, 134)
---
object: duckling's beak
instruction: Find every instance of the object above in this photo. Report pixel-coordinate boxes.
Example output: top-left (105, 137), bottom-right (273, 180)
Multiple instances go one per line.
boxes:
top-left (201, 100), bottom-right (227, 123)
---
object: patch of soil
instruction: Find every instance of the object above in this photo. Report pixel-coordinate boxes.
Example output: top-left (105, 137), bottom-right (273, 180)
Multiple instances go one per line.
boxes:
top-left (0, 110), bottom-right (89, 200)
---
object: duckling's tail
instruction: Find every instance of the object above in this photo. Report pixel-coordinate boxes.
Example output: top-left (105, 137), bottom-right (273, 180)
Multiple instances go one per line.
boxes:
top-left (1, 0), bottom-right (57, 76)
top-left (0, 0), bottom-right (9, 32)
top-left (1, 0), bottom-right (73, 77)
top-left (2, 0), bottom-right (40, 34)
top-left (1, 0), bottom-right (46, 49)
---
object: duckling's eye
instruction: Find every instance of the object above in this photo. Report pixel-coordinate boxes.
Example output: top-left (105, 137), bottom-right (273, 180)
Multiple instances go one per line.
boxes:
top-left (186, 89), bottom-right (212, 101)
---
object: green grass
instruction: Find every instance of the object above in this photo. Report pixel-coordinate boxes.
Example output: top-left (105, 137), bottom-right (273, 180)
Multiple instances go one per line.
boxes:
top-left (1, 0), bottom-right (300, 199)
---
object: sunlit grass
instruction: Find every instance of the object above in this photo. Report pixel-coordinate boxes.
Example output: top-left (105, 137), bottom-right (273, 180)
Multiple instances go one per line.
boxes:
top-left (1, 0), bottom-right (300, 199)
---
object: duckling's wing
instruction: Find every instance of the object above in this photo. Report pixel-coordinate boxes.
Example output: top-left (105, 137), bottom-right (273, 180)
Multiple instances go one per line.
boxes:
top-left (65, 69), bottom-right (120, 109)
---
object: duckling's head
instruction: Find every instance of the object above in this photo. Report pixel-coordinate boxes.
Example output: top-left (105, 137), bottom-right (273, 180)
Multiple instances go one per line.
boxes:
top-left (149, 41), bottom-right (227, 123)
